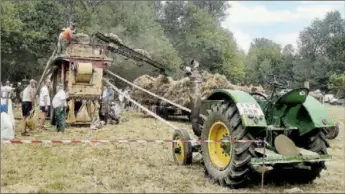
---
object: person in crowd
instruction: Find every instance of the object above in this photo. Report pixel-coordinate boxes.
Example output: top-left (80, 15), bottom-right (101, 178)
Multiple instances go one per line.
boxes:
top-left (14, 82), bottom-right (23, 105)
top-left (38, 79), bottom-right (51, 131)
top-left (1, 81), bottom-right (15, 128)
top-left (123, 87), bottom-right (132, 110)
top-left (52, 83), bottom-right (67, 133)
top-left (108, 100), bottom-right (121, 124)
top-left (118, 88), bottom-right (125, 109)
top-left (21, 79), bottom-right (37, 136)
top-left (100, 85), bottom-right (112, 124)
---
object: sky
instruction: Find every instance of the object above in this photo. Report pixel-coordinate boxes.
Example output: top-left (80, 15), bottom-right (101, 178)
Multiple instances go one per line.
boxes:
top-left (221, 1), bottom-right (345, 53)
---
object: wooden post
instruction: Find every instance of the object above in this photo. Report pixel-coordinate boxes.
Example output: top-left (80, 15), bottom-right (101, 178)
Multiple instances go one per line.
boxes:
top-left (304, 81), bottom-right (310, 89)
top-left (37, 48), bottom-right (57, 91)
top-left (52, 72), bottom-right (57, 95)
top-left (61, 62), bottom-right (65, 89)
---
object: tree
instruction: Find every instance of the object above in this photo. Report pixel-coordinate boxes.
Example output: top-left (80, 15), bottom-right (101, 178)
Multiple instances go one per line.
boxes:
top-left (192, 1), bottom-right (230, 24)
top-left (246, 38), bottom-right (282, 85)
top-left (157, 1), bottom-right (245, 82)
top-left (297, 11), bottom-right (345, 89)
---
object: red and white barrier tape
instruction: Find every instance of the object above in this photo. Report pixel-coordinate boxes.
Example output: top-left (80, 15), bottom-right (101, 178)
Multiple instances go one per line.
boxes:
top-left (1, 139), bottom-right (265, 144)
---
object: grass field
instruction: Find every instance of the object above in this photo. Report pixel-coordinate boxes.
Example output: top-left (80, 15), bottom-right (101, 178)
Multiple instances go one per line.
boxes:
top-left (1, 104), bottom-right (344, 193)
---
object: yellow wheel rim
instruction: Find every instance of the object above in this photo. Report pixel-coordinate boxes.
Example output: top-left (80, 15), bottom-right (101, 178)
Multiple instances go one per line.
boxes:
top-left (174, 137), bottom-right (185, 163)
top-left (208, 121), bottom-right (232, 170)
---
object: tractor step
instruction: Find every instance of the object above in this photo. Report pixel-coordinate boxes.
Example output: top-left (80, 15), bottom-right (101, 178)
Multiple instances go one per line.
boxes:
top-left (251, 148), bottom-right (331, 166)
top-left (267, 125), bottom-right (298, 131)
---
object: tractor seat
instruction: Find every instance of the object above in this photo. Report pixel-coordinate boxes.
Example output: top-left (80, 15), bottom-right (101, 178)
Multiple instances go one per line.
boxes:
top-left (275, 88), bottom-right (309, 106)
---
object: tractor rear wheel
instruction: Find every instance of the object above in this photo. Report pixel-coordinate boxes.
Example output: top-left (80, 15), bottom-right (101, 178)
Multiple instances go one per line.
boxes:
top-left (201, 103), bottom-right (257, 189)
top-left (172, 129), bottom-right (193, 165)
top-left (296, 129), bottom-right (328, 183)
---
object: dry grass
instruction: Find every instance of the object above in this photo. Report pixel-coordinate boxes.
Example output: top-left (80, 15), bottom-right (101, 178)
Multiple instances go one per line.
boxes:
top-left (1, 104), bottom-right (344, 193)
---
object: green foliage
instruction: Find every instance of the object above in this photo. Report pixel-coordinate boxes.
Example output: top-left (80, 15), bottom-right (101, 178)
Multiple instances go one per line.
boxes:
top-left (245, 38), bottom-right (282, 85)
top-left (330, 73), bottom-right (345, 89)
top-left (295, 10), bottom-right (345, 90)
top-left (1, 0), bottom-right (344, 96)
top-left (157, 1), bottom-right (245, 82)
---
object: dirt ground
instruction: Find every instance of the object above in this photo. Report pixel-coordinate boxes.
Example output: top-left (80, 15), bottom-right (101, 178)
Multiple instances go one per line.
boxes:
top-left (1, 104), bottom-right (344, 193)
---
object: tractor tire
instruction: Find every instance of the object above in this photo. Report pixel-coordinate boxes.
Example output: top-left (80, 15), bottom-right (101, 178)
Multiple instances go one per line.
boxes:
top-left (156, 106), bottom-right (169, 120)
top-left (326, 123), bottom-right (339, 140)
top-left (201, 103), bottom-right (257, 189)
top-left (172, 129), bottom-right (193, 165)
top-left (296, 129), bottom-right (328, 183)
top-left (269, 129), bottom-right (328, 185)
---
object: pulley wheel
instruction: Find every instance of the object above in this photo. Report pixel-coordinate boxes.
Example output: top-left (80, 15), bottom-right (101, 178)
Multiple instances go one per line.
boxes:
top-left (274, 134), bottom-right (300, 157)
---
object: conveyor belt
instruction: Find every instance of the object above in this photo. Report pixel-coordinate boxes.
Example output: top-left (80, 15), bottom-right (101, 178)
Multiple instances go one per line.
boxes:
top-left (94, 32), bottom-right (173, 76)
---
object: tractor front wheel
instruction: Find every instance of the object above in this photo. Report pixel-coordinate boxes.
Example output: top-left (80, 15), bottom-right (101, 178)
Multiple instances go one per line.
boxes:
top-left (172, 129), bottom-right (193, 165)
top-left (201, 103), bottom-right (256, 189)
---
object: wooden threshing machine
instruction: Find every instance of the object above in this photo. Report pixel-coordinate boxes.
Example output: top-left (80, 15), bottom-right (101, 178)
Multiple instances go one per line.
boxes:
top-left (42, 34), bottom-right (113, 126)
top-left (38, 31), bottom-right (174, 127)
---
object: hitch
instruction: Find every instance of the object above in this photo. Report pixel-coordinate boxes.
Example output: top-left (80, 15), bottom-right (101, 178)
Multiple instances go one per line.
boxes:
top-left (189, 60), bottom-right (203, 137)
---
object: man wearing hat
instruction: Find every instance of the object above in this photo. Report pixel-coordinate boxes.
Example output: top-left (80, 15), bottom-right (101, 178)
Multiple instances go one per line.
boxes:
top-left (57, 22), bottom-right (77, 54)
top-left (52, 83), bottom-right (67, 132)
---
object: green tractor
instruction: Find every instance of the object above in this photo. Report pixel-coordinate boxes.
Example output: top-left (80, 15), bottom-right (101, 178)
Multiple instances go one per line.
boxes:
top-left (172, 75), bottom-right (337, 188)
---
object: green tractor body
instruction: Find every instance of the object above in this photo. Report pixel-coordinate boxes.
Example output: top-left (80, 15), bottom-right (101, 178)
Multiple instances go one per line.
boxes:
top-left (173, 80), bottom-right (337, 188)
top-left (201, 88), bottom-right (333, 163)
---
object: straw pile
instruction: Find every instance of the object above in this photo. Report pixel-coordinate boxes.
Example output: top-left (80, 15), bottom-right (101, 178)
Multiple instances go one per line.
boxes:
top-left (131, 75), bottom-right (157, 104)
top-left (134, 49), bottom-right (152, 59)
top-left (106, 33), bottom-right (123, 44)
top-left (163, 77), bottom-right (191, 106)
top-left (201, 71), bottom-right (235, 97)
top-left (73, 33), bottom-right (90, 44)
top-left (132, 71), bottom-right (267, 107)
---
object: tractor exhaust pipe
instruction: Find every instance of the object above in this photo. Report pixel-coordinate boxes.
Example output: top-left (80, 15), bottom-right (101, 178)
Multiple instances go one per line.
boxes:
top-left (188, 60), bottom-right (203, 137)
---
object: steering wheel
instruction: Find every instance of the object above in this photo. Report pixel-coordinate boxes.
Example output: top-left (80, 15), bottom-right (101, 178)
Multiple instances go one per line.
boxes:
top-left (265, 74), bottom-right (289, 89)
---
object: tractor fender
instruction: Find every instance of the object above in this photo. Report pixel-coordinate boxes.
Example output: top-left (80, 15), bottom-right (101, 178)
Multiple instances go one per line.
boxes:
top-left (300, 95), bottom-right (336, 134)
top-left (203, 89), bottom-right (267, 127)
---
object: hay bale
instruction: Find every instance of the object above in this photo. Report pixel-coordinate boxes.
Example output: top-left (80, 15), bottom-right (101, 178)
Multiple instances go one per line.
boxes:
top-left (106, 33), bottom-right (123, 44)
top-left (132, 74), bottom-right (176, 105)
top-left (201, 72), bottom-right (233, 97)
top-left (132, 75), bottom-right (157, 104)
top-left (250, 85), bottom-right (266, 94)
top-left (73, 33), bottom-right (90, 44)
top-left (134, 49), bottom-right (152, 59)
top-left (152, 75), bottom-right (175, 95)
top-left (241, 85), bottom-right (251, 93)
top-left (132, 71), bottom-right (268, 108)
top-left (164, 77), bottom-right (191, 107)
